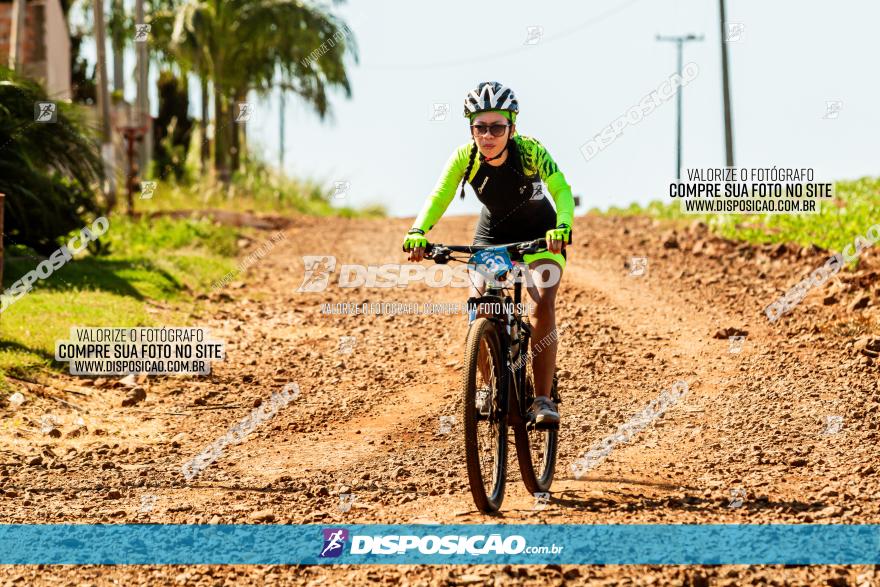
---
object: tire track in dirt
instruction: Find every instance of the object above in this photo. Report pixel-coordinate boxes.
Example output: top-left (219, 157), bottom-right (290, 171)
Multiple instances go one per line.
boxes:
top-left (2, 213), bottom-right (879, 585)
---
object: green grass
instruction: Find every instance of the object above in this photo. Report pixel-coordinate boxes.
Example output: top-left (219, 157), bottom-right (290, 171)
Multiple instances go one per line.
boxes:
top-left (600, 176), bottom-right (880, 253)
top-left (104, 215), bottom-right (239, 258)
top-left (140, 158), bottom-right (386, 218)
top-left (0, 216), bottom-right (238, 383)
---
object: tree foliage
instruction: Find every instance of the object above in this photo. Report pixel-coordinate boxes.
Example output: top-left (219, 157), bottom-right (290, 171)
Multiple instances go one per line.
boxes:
top-left (0, 67), bottom-right (103, 254)
top-left (154, 70), bottom-right (195, 181)
top-left (150, 0), bottom-right (357, 179)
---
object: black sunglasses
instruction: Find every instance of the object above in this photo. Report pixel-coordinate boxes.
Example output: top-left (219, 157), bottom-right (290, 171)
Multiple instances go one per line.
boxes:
top-left (470, 123), bottom-right (511, 137)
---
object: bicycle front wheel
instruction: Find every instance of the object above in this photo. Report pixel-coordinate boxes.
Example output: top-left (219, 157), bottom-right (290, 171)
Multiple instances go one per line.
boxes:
top-left (462, 317), bottom-right (507, 513)
top-left (515, 365), bottom-right (558, 495)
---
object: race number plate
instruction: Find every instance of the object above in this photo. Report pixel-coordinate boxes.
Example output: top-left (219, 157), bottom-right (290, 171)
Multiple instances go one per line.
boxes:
top-left (469, 248), bottom-right (514, 285)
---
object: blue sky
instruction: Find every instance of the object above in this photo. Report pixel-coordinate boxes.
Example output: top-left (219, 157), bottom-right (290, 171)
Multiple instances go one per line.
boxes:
top-left (91, 0), bottom-right (880, 217)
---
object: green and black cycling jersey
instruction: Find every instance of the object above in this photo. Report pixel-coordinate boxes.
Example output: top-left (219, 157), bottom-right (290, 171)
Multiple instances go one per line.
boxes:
top-left (412, 134), bottom-right (575, 247)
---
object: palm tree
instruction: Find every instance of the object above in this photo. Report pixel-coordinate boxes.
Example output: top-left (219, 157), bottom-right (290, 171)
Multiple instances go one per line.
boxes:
top-left (8, 0), bottom-right (27, 70)
top-left (135, 0), bottom-right (151, 173)
top-left (149, 0), bottom-right (214, 175)
top-left (152, 0), bottom-right (356, 182)
top-left (93, 0), bottom-right (117, 207)
top-left (109, 0), bottom-right (127, 93)
top-left (0, 67), bottom-right (103, 253)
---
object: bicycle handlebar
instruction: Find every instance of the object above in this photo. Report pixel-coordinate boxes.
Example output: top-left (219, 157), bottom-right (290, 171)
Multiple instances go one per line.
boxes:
top-left (425, 238), bottom-right (549, 260)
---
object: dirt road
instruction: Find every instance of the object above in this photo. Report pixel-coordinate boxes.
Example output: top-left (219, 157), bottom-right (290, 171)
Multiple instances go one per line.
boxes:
top-left (2, 213), bottom-right (879, 585)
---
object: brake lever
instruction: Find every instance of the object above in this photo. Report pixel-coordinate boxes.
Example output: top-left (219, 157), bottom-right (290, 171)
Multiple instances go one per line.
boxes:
top-left (516, 239), bottom-right (543, 255)
top-left (427, 245), bottom-right (453, 264)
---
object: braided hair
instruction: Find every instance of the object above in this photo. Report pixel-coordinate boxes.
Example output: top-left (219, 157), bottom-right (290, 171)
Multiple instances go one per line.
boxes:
top-left (459, 141), bottom-right (478, 199)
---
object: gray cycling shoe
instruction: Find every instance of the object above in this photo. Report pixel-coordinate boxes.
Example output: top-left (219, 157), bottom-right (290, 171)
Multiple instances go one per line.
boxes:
top-left (529, 396), bottom-right (559, 426)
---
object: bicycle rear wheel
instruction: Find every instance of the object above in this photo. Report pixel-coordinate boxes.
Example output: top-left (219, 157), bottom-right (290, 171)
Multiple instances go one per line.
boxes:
top-left (462, 317), bottom-right (507, 513)
top-left (514, 362), bottom-right (559, 496)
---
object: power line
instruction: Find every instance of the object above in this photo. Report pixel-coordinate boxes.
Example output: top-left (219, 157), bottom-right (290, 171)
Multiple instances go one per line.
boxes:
top-left (362, 0), bottom-right (646, 71)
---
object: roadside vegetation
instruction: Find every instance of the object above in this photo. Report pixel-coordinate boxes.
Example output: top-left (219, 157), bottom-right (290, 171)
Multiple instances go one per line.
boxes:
top-left (599, 176), bottom-right (880, 254)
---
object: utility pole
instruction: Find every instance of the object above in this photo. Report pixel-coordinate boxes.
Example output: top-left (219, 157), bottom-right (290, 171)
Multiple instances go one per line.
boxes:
top-left (656, 34), bottom-right (703, 181)
top-left (111, 0), bottom-right (124, 93)
top-left (719, 0), bottom-right (735, 167)
top-left (199, 58), bottom-right (209, 176)
top-left (94, 0), bottom-right (117, 208)
top-left (135, 0), bottom-right (152, 176)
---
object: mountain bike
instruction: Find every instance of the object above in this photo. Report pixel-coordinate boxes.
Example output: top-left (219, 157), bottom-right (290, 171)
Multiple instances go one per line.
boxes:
top-left (424, 238), bottom-right (562, 513)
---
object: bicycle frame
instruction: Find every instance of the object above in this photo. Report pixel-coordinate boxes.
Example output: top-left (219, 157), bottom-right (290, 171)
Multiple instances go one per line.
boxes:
top-left (466, 262), bottom-right (533, 428)
top-left (425, 238), bottom-right (550, 427)
top-left (425, 238), bottom-right (560, 510)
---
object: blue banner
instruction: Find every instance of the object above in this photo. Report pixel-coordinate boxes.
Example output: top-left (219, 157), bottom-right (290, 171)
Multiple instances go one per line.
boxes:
top-left (0, 524), bottom-right (878, 565)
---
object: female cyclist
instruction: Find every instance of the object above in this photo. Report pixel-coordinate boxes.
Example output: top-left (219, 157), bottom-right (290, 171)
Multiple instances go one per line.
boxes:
top-left (402, 81), bottom-right (575, 425)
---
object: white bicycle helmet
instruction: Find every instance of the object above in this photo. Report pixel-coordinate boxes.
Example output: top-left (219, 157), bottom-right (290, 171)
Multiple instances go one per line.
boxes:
top-left (463, 81), bottom-right (519, 118)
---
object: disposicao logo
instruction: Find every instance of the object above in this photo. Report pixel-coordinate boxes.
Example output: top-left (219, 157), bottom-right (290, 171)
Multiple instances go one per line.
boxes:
top-left (349, 534), bottom-right (528, 555)
top-left (317, 529), bottom-right (563, 558)
top-left (320, 528), bottom-right (348, 558)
